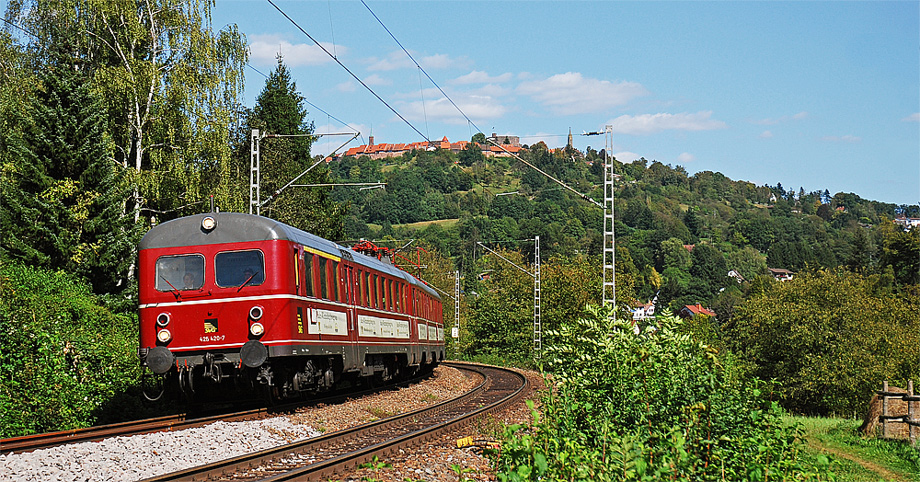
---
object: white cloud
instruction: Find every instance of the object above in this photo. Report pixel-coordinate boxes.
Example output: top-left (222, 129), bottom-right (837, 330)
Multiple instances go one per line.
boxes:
top-left (472, 84), bottom-right (513, 97)
top-left (903, 113), bottom-right (920, 122)
top-left (336, 81), bottom-right (356, 93)
top-left (363, 74), bottom-right (391, 86)
top-left (367, 50), bottom-right (471, 71)
top-left (752, 111), bottom-right (808, 125)
top-left (248, 34), bottom-right (342, 67)
top-left (609, 111), bottom-right (728, 135)
top-left (821, 135), bottom-right (861, 143)
top-left (453, 70), bottom-right (514, 85)
top-left (677, 152), bottom-right (696, 163)
top-left (400, 95), bottom-right (507, 125)
top-left (760, 130), bottom-right (774, 139)
top-left (518, 72), bottom-right (648, 115)
top-left (614, 151), bottom-right (642, 163)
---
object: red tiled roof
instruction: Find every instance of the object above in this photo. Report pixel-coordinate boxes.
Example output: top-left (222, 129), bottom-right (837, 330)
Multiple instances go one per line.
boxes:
top-left (683, 304), bottom-right (716, 317)
top-left (341, 136), bottom-right (527, 158)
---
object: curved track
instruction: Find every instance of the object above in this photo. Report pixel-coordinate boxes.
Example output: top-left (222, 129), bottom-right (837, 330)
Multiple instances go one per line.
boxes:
top-left (139, 362), bottom-right (526, 481)
top-left (1, 369), bottom-right (437, 455)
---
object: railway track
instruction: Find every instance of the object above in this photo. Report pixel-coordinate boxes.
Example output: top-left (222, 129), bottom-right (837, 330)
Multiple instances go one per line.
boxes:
top-left (0, 410), bottom-right (268, 455)
top-left (1, 368), bottom-right (437, 455)
top-left (139, 362), bottom-right (526, 481)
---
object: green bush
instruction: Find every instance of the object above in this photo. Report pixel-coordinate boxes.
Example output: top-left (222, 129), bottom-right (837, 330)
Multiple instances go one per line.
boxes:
top-left (0, 261), bottom-right (145, 437)
top-left (728, 269), bottom-right (920, 416)
top-left (491, 305), bottom-right (831, 481)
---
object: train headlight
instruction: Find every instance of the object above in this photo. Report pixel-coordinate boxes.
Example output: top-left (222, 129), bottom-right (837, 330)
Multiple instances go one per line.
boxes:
top-left (156, 329), bottom-right (172, 343)
top-left (201, 216), bottom-right (217, 231)
top-left (249, 305), bottom-right (263, 320)
top-left (156, 312), bottom-right (171, 327)
top-left (249, 322), bottom-right (265, 337)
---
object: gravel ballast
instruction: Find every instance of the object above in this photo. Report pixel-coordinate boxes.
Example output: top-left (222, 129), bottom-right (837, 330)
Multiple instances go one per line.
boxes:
top-left (1, 365), bottom-right (507, 482)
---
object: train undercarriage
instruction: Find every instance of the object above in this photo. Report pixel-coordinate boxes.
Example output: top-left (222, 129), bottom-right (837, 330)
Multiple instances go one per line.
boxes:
top-left (142, 346), bottom-right (438, 403)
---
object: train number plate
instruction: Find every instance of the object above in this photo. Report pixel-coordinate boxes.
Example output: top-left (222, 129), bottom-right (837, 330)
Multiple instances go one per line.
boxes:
top-left (199, 335), bottom-right (225, 342)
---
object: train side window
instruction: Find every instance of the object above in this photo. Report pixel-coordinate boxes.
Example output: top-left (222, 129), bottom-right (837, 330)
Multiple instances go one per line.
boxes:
top-left (215, 250), bottom-right (264, 287)
top-left (394, 283), bottom-right (401, 312)
top-left (341, 265), bottom-right (350, 303)
top-left (330, 260), bottom-right (339, 302)
top-left (318, 257), bottom-right (328, 299)
top-left (382, 279), bottom-right (388, 310)
top-left (361, 271), bottom-right (368, 307)
top-left (386, 279), bottom-right (393, 311)
top-left (156, 254), bottom-right (205, 291)
top-left (371, 274), bottom-right (380, 308)
top-left (355, 269), bottom-right (363, 306)
top-left (303, 254), bottom-right (314, 297)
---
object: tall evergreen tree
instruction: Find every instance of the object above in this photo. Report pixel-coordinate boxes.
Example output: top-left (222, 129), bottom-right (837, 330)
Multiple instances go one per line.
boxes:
top-left (0, 21), bottom-right (133, 293)
top-left (245, 56), bottom-right (344, 239)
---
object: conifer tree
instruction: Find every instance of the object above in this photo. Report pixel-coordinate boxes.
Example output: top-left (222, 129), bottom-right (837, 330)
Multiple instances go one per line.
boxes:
top-left (244, 56), bottom-right (345, 239)
top-left (1, 33), bottom-right (133, 293)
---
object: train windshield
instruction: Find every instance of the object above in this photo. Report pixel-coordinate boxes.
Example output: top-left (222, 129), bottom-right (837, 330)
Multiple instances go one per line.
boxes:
top-left (215, 250), bottom-right (265, 287)
top-left (156, 254), bottom-right (205, 291)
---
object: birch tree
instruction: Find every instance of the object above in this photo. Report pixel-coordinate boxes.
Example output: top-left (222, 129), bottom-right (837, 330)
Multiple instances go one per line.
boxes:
top-left (83, 0), bottom-right (248, 222)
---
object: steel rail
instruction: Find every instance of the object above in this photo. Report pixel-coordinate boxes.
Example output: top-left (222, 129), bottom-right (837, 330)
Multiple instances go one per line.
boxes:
top-left (1, 370), bottom-right (436, 455)
top-left (139, 362), bottom-right (526, 482)
top-left (1, 410), bottom-right (263, 454)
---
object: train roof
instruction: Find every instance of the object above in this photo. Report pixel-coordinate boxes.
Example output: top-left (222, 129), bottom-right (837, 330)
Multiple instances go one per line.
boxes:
top-left (139, 212), bottom-right (440, 300)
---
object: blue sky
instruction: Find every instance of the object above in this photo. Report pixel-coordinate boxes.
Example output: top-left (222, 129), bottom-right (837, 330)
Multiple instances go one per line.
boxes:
top-left (214, 1), bottom-right (919, 205)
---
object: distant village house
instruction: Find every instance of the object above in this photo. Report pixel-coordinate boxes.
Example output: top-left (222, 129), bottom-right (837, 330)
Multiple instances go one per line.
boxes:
top-left (679, 304), bottom-right (716, 319)
top-left (768, 268), bottom-right (794, 281)
top-left (893, 216), bottom-right (920, 230)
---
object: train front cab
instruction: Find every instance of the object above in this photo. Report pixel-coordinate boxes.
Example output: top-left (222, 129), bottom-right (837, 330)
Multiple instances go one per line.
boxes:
top-left (138, 238), bottom-right (295, 398)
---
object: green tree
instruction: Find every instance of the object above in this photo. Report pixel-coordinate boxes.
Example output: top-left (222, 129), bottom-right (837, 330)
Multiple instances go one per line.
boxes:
top-left (245, 56), bottom-right (344, 238)
top-left (725, 245), bottom-right (768, 281)
top-left (458, 140), bottom-right (484, 167)
top-left (76, 0), bottom-right (247, 220)
top-left (688, 243), bottom-right (728, 300)
top-left (879, 222), bottom-right (919, 286)
top-left (1, 9), bottom-right (133, 293)
top-left (465, 248), bottom-right (534, 362)
top-left (728, 269), bottom-right (920, 415)
top-left (7, 0), bottom-right (248, 283)
top-left (658, 237), bottom-right (691, 271)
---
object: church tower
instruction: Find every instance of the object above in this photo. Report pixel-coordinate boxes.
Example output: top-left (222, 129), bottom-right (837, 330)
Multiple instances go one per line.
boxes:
top-left (567, 127), bottom-right (573, 149)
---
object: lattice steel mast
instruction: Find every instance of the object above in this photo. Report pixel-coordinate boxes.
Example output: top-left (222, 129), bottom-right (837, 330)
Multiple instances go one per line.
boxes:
top-left (602, 125), bottom-right (616, 309)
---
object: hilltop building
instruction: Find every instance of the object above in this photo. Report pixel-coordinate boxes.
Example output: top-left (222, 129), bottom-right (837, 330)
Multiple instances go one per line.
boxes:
top-left (338, 136), bottom-right (522, 160)
top-left (486, 132), bottom-right (520, 148)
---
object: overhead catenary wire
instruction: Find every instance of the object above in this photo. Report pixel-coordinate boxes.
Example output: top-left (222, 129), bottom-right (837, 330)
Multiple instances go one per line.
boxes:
top-left (246, 63), bottom-right (364, 144)
top-left (360, 0), bottom-right (481, 132)
top-left (358, 1), bottom-right (601, 208)
top-left (266, 0), bottom-right (430, 143)
top-left (1, 17), bottom-right (38, 38)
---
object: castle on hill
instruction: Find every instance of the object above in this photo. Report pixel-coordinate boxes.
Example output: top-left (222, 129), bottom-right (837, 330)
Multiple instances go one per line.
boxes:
top-left (338, 133), bottom-right (523, 161)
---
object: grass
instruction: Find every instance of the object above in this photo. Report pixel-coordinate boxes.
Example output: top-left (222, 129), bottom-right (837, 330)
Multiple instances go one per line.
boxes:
top-left (394, 218), bottom-right (459, 229)
top-left (791, 416), bottom-right (920, 481)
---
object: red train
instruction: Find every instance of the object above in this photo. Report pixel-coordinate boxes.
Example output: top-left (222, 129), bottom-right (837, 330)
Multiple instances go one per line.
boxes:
top-left (138, 212), bottom-right (445, 400)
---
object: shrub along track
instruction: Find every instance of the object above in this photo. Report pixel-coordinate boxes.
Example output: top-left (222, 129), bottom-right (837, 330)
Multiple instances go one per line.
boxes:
top-left (138, 362), bottom-right (527, 481)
